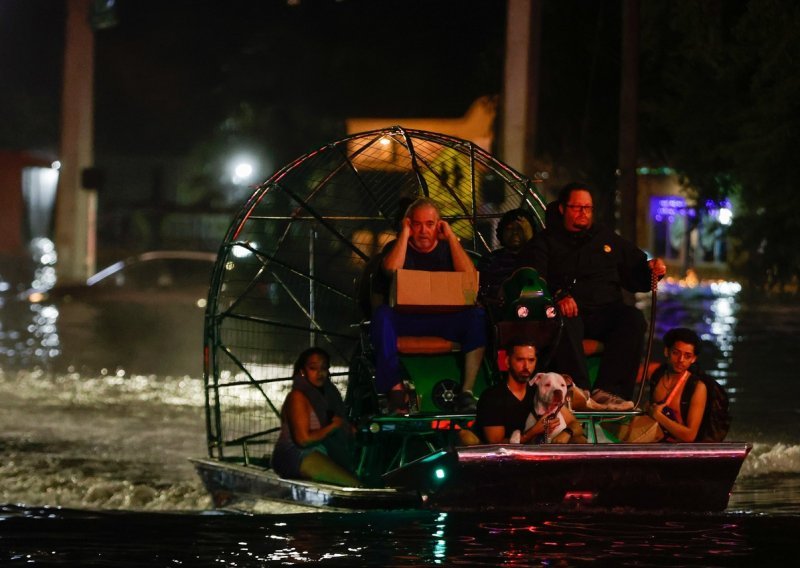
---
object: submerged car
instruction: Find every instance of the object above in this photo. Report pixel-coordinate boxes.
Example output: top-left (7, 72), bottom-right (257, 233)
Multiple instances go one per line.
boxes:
top-left (29, 250), bottom-right (216, 375)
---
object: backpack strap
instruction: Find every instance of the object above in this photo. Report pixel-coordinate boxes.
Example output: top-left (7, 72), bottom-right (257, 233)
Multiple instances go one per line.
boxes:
top-left (679, 373), bottom-right (702, 422)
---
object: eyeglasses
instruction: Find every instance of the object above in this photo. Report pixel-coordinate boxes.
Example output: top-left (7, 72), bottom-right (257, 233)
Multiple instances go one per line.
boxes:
top-left (565, 204), bottom-right (593, 213)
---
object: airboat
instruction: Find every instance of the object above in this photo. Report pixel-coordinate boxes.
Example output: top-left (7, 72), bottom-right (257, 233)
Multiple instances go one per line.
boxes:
top-left (191, 127), bottom-right (750, 513)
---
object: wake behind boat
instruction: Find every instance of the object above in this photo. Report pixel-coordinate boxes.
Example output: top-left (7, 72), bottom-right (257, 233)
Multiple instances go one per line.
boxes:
top-left (192, 128), bottom-right (750, 513)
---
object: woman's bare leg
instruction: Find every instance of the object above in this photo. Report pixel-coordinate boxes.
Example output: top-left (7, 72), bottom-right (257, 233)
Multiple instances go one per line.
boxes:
top-left (299, 452), bottom-right (360, 487)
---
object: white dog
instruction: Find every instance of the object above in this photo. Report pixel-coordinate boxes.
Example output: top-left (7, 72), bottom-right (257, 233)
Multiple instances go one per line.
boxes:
top-left (510, 372), bottom-right (586, 444)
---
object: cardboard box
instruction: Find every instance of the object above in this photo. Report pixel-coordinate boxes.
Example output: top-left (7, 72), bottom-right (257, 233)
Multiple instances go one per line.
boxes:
top-left (390, 269), bottom-right (479, 312)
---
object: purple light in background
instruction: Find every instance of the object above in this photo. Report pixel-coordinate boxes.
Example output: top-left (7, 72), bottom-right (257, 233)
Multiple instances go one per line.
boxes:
top-left (650, 196), bottom-right (732, 225)
top-left (650, 196), bottom-right (688, 221)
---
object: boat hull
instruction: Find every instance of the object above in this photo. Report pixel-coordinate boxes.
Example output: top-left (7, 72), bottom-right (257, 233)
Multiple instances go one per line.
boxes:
top-left (190, 458), bottom-right (420, 512)
top-left (426, 442), bottom-right (751, 512)
top-left (193, 442), bottom-right (750, 513)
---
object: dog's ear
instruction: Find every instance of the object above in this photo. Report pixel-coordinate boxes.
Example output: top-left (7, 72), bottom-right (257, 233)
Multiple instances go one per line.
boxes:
top-left (562, 374), bottom-right (575, 402)
top-left (529, 372), bottom-right (545, 386)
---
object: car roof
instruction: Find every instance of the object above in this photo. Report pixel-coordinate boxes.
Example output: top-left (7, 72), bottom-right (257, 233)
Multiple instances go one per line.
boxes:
top-left (86, 250), bottom-right (217, 286)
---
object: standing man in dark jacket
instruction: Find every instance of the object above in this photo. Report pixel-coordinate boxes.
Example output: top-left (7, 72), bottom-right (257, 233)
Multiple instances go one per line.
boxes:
top-left (516, 182), bottom-right (666, 403)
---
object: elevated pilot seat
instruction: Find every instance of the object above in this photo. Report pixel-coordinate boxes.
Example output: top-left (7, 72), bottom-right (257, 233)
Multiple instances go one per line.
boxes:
top-left (497, 267), bottom-right (604, 386)
top-left (395, 336), bottom-right (483, 414)
top-left (354, 258), bottom-right (490, 415)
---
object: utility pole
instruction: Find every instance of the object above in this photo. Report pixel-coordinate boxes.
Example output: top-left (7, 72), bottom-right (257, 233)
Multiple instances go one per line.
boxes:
top-left (54, 0), bottom-right (97, 283)
top-left (502, 0), bottom-right (542, 177)
top-left (617, 0), bottom-right (640, 242)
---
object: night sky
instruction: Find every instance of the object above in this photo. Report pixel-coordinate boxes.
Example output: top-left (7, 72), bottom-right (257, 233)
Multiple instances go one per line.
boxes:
top-left (2, 0), bottom-right (508, 157)
top-left (3, 0), bottom-right (643, 246)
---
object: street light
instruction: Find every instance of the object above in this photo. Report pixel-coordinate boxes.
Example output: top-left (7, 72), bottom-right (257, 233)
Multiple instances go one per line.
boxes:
top-left (229, 155), bottom-right (258, 185)
top-left (234, 162), bottom-right (253, 181)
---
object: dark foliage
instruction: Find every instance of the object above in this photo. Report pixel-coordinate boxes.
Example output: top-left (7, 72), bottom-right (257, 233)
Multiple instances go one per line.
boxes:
top-left (639, 0), bottom-right (800, 293)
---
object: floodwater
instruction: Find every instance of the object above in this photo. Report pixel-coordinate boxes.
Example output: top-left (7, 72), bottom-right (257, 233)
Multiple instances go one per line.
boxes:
top-left (1, 268), bottom-right (799, 565)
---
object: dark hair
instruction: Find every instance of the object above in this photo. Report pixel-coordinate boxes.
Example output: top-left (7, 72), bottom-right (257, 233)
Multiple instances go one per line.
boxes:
top-left (557, 182), bottom-right (595, 206)
top-left (663, 327), bottom-right (700, 351)
top-left (504, 338), bottom-right (538, 354)
top-left (495, 208), bottom-right (537, 243)
top-left (293, 347), bottom-right (330, 376)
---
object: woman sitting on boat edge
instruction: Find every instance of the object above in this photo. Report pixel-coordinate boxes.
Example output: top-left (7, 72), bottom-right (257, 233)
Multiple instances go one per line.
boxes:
top-left (271, 347), bottom-right (360, 486)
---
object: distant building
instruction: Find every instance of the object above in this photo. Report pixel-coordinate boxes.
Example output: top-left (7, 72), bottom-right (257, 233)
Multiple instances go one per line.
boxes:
top-left (346, 96), bottom-right (497, 152)
top-left (637, 169), bottom-right (732, 279)
top-left (345, 96), bottom-right (503, 246)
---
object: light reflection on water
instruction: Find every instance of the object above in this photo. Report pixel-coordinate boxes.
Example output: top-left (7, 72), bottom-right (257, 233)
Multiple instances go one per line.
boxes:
top-left (1, 506), bottom-right (797, 566)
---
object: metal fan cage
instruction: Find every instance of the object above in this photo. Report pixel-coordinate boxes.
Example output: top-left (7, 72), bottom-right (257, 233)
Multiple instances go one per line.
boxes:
top-left (202, 126), bottom-right (546, 460)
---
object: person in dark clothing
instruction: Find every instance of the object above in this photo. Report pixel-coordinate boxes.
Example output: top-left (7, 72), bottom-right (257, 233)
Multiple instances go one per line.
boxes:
top-left (459, 339), bottom-right (564, 445)
top-left (472, 341), bottom-right (538, 443)
top-left (477, 207), bottom-right (538, 308)
top-left (515, 182), bottom-right (666, 401)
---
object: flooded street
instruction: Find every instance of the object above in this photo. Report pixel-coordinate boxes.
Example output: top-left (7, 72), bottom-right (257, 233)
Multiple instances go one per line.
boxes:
top-left (0, 276), bottom-right (798, 513)
top-left (1, 267), bottom-right (800, 564)
top-left (0, 369), bottom-right (210, 511)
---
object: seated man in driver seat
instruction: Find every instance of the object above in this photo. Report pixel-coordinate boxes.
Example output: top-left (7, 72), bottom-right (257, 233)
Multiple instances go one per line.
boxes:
top-left (515, 182), bottom-right (667, 408)
top-left (370, 198), bottom-right (487, 413)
